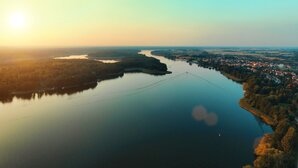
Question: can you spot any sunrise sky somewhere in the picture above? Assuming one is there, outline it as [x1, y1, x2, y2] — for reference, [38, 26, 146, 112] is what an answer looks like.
[0, 0, 298, 47]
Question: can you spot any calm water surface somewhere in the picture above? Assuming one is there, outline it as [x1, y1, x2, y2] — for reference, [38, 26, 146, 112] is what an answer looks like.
[0, 50, 271, 168]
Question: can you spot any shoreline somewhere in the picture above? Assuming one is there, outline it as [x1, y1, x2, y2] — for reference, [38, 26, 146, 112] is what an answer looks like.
[220, 72, 297, 167]
[124, 68, 172, 75]
[222, 72, 245, 83]
[148, 50, 297, 167]
[239, 98, 275, 126]
[11, 81, 98, 96]
[218, 71, 275, 126]
[222, 72, 275, 126]
[7, 68, 170, 98]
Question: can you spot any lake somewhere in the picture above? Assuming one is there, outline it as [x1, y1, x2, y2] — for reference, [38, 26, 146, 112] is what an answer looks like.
[0, 50, 271, 168]
[54, 55, 120, 64]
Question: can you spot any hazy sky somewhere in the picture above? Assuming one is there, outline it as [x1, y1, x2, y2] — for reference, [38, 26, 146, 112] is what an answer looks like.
[0, 0, 298, 47]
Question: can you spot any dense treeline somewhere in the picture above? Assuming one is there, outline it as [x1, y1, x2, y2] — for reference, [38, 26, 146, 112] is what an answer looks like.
[120, 56, 167, 72]
[0, 60, 120, 101]
[0, 47, 111, 63]
[198, 59, 297, 118]
[90, 50, 168, 72]
[152, 50, 176, 60]
[0, 47, 150, 62]
[243, 78, 297, 168]
[0, 54, 168, 103]
[88, 49, 141, 59]
[244, 77, 297, 122]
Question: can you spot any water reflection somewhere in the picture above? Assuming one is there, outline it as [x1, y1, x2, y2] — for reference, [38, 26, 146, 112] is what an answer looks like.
[253, 136, 263, 148]
[95, 59, 120, 64]
[0, 82, 97, 104]
[0, 50, 273, 168]
[54, 55, 88, 60]
[192, 105, 218, 126]
[254, 116, 267, 134]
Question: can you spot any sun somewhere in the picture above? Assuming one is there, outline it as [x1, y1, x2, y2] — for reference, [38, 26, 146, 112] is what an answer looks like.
[9, 12, 26, 29]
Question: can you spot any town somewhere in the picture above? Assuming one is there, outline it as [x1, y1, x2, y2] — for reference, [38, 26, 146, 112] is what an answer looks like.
[153, 48, 298, 88]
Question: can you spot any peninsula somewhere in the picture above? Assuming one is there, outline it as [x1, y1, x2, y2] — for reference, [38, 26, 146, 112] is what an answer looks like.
[0, 49, 170, 103]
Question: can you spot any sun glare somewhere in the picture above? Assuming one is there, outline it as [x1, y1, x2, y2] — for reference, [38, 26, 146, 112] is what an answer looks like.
[9, 12, 26, 29]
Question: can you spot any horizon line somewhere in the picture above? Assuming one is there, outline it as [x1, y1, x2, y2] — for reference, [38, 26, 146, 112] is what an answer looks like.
[1, 45, 298, 49]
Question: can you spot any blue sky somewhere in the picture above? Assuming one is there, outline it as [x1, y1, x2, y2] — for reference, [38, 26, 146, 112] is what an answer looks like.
[0, 0, 297, 46]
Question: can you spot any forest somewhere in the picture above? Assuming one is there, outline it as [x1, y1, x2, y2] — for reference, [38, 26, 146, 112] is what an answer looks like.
[0, 51, 168, 103]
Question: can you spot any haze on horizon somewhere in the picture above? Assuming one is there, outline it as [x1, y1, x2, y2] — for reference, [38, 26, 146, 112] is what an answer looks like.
[0, 0, 298, 47]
